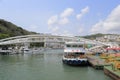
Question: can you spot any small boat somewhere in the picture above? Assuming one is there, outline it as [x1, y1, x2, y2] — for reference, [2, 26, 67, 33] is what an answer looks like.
[62, 42, 88, 66]
[20, 47, 44, 54]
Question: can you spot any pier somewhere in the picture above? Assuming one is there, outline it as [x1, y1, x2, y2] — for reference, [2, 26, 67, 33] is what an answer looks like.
[86, 53, 120, 80]
[87, 55, 110, 69]
[104, 66, 120, 80]
[0, 50, 12, 54]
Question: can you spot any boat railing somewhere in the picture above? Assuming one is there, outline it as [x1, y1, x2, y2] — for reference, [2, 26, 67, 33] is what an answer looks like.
[64, 53, 87, 59]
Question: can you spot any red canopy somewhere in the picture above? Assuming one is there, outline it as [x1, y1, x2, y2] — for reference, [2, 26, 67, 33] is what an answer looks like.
[106, 47, 120, 50]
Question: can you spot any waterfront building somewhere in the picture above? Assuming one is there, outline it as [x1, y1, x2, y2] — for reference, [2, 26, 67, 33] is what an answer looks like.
[95, 34, 120, 47]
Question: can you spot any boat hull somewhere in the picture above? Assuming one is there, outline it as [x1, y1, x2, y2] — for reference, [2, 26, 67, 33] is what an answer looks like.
[62, 58, 88, 66]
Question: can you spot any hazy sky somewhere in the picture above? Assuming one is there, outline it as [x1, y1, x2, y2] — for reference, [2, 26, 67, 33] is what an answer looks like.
[0, 0, 120, 36]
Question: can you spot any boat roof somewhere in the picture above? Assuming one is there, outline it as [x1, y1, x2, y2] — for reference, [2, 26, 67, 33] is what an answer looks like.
[64, 48, 86, 53]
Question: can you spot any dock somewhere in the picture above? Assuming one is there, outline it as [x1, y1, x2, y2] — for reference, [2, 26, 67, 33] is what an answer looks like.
[104, 66, 120, 80]
[87, 55, 110, 69]
[0, 50, 12, 54]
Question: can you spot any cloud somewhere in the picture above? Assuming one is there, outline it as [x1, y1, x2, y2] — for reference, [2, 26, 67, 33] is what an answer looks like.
[78, 27, 84, 33]
[47, 15, 69, 33]
[52, 26, 59, 32]
[81, 6, 89, 14]
[60, 8, 74, 18]
[59, 18, 69, 25]
[61, 30, 73, 36]
[91, 5, 120, 34]
[76, 6, 89, 20]
[47, 8, 74, 34]
[47, 8, 73, 27]
[47, 15, 58, 26]
[47, 7, 89, 35]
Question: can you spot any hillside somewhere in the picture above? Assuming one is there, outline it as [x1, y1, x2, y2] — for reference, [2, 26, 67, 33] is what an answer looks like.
[0, 19, 36, 39]
[81, 33, 118, 40]
[81, 33, 104, 40]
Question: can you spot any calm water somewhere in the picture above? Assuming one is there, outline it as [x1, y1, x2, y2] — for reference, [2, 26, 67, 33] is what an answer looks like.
[0, 50, 112, 80]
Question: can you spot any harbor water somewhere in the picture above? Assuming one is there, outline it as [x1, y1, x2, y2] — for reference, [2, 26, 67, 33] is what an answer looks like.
[0, 49, 112, 80]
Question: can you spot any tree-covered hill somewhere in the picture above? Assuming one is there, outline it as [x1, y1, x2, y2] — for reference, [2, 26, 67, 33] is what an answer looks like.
[81, 33, 118, 40]
[0, 19, 36, 39]
[82, 33, 104, 40]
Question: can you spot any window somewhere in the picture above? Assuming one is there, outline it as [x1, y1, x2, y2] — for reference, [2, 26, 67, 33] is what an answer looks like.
[66, 44, 71, 47]
[72, 45, 77, 47]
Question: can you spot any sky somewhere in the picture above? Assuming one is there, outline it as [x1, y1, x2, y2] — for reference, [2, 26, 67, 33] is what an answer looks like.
[0, 0, 120, 36]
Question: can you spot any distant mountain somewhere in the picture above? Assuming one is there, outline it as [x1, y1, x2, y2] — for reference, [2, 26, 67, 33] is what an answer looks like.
[81, 33, 119, 40]
[0, 19, 36, 39]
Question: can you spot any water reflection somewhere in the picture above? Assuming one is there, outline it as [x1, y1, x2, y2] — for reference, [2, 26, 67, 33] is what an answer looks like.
[0, 50, 112, 80]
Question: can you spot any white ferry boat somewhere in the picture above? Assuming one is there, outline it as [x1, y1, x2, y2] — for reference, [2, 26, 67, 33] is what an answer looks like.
[62, 42, 88, 66]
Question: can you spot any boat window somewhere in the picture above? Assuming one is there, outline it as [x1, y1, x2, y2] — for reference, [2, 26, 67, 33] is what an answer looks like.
[66, 45, 71, 47]
[78, 45, 83, 47]
[72, 45, 78, 47]
[75, 52, 85, 55]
